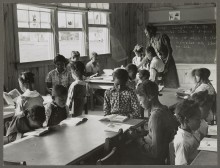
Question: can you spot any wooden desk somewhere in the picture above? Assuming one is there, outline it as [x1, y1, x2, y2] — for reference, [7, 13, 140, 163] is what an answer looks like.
[159, 88, 181, 107]
[191, 151, 217, 165]
[86, 79, 114, 110]
[4, 115, 145, 165]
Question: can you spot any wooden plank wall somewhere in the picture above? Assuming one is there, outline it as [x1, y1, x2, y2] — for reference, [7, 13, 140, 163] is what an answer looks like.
[3, 3, 131, 95]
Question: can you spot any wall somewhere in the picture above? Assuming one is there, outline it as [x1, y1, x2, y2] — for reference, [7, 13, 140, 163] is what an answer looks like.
[3, 3, 130, 95]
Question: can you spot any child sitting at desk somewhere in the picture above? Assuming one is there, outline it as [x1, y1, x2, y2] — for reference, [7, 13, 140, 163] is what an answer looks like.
[126, 64, 138, 90]
[191, 90, 214, 139]
[70, 51, 80, 62]
[66, 61, 87, 117]
[136, 69, 150, 88]
[45, 85, 70, 126]
[129, 80, 178, 165]
[103, 69, 141, 118]
[86, 52, 101, 76]
[4, 105, 46, 144]
[15, 71, 44, 116]
[173, 100, 201, 165]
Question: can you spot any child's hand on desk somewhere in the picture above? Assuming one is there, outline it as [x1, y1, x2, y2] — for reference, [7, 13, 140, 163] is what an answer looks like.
[127, 127, 148, 140]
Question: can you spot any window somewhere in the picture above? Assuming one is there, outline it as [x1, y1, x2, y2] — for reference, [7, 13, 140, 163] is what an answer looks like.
[16, 3, 110, 63]
[17, 4, 54, 63]
[88, 11, 110, 54]
[58, 11, 85, 58]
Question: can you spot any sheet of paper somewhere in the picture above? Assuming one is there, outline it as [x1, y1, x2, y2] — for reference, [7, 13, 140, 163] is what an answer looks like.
[59, 118, 82, 126]
[104, 123, 132, 132]
[208, 125, 217, 136]
[23, 127, 49, 137]
[198, 137, 217, 152]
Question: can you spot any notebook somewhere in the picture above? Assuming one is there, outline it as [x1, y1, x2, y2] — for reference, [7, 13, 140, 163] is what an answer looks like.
[100, 114, 128, 122]
[198, 137, 217, 152]
[208, 125, 217, 136]
[104, 123, 132, 132]
[23, 127, 50, 137]
[3, 89, 21, 105]
[59, 118, 82, 126]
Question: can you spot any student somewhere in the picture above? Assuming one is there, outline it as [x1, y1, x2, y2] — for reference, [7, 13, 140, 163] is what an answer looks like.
[104, 69, 141, 118]
[191, 90, 213, 138]
[132, 44, 145, 69]
[145, 46, 164, 85]
[4, 105, 46, 144]
[173, 100, 201, 165]
[86, 52, 101, 76]
[66, 61, 87, 117]
[129, 80, 178, 164]
[45, 85, 70, 126]
[191, 68, 216, 96]
[70, 51, 80, 62]
[137, 69, 150, 87]
[46, 54, 73, 94]
[15, 72, 44, 116]
[126, 64, 138, 90]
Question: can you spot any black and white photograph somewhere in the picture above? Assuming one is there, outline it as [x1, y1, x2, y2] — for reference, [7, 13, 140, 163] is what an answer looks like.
[1, 1, 218, 166]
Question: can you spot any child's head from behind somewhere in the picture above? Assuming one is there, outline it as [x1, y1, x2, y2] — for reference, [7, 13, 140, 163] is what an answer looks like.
[175, 100, 201, 132]
[139, 69, 150, 81]
[54, 54, 68, 73]
[69, 61, 85, 79]
[113, 69, 129, 88]
[191, 90, 213, 120]
[25, 105, 46, 129]
[18, 71, 35, 92]
[145, 46, 157, 61]
[133, 44, 144, 57]
[136, 80, 159, 110]
[53, 85, 68, 107]
[126, 64, 138, 80]
[70, 51, 80, 62]
[90, 52, 98, 63]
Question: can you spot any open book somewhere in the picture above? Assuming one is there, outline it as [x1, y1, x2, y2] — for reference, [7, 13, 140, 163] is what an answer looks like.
[23, 127, 50, 137]
[198, 137, 217, 152]
[3, 89, 21, 105]
[100, 114, 128, 122]
[176, 88, 191, 99]
[104, 123, 132, 132]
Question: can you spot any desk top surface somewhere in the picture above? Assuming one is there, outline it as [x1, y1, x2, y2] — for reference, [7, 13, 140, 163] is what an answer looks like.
[4, 115, 145, 165]
[159, 88, 181, 107]
[191, 150, 218, 165]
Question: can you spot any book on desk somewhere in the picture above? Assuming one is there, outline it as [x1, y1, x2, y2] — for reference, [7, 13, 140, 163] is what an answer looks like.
[198, 137, 217, 152]
[100, 114, 128, 122]
[23, 127, 50, 137]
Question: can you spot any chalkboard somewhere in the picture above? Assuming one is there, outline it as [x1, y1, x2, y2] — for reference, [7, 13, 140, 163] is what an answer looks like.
[156, 24, 216, 64]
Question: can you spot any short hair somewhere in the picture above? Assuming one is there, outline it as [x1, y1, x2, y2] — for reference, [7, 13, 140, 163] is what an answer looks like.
[174, 99, 200, 124]
[54, 54, 68, 65]
[126, 64, 138, 74]
[145, 24, 157, 35]
[25, 105, 46, 124]
[69, 61, 86, 74]
[53, 85, 68, 97]
[139, 69, 150, 80]
[146, 46, 157, 56]
[90, 52, 98, 59]
[19, 71, 35, 84]
[133, 44, 144, 53]
[192, 68, 211, 82]
[113, 69, 129, 85]
[70, 51, 80, 60]
[136, 80, 159, 97]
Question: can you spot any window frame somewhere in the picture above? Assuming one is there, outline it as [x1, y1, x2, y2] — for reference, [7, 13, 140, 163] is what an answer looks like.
[15, 3, 111, 65]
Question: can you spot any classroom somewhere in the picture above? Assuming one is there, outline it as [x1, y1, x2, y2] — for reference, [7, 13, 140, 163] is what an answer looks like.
[2, 1, 217, 166]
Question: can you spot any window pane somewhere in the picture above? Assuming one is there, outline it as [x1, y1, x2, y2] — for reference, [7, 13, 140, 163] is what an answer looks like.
[17, 10, 29, 28]
[103, 3, 109, 9]
[41, 12, 51, 28]
[97, 3, 103, 9]
[89, 27, 109, 54]
[90, 3, 97, 8]
[70, 3, 79, 7]
[59, 31, 85, 58]
[66, 13, 75, 28]
[88, 12, 107, 25]
[78, 3, 86, 8]
[88, 12, 94, 24]
[74, 14, 83, 28]
[29, 11, 40, 28]
[58, 12, 66, 28]
[18, 32, 54, 62]
[17, 4, 29, 10]
[100, 13, 107, 25]
[61, 3, 71, 6]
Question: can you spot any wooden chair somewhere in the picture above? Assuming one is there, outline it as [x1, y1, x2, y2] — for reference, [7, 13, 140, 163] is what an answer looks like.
[168, 141, 175, 165]
[96, 147, 118, 165]
[4, 161, 26, 165]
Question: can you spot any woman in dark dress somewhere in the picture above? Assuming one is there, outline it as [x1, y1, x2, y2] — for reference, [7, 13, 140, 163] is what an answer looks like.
[144, 25, 179, 88]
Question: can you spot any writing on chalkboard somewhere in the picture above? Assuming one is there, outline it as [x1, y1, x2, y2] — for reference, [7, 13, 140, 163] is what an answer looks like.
[156, 24, 216, 64]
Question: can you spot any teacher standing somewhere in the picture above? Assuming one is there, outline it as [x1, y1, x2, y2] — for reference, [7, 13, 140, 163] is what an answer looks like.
[144, 24, 179, 88]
